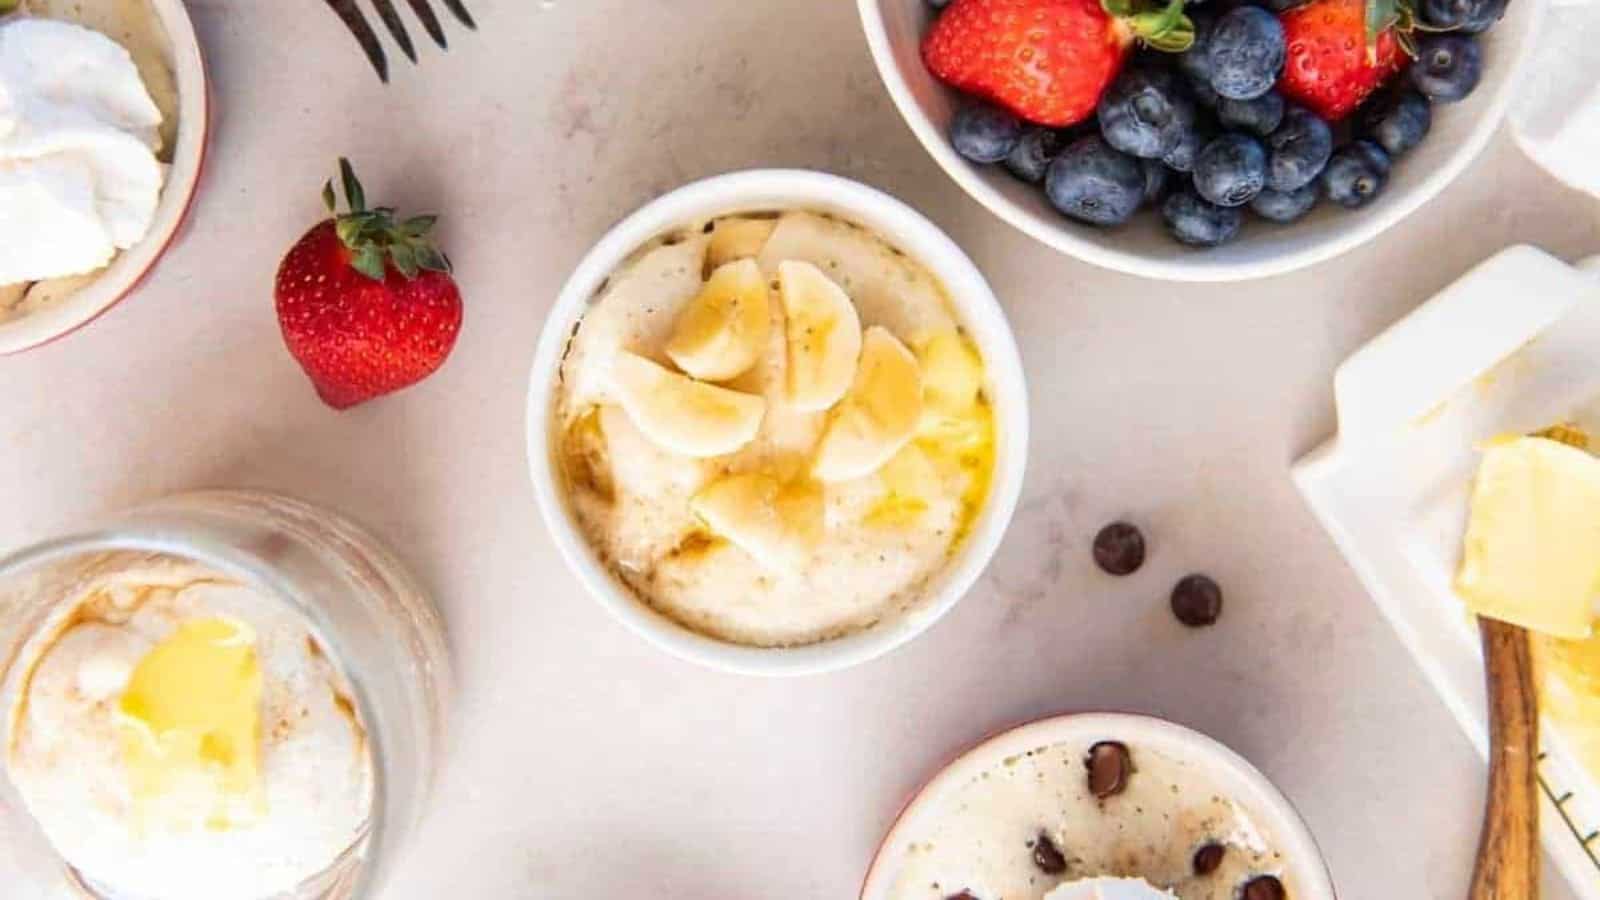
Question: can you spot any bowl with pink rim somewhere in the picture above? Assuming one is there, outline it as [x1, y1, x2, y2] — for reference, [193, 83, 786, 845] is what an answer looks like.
[0, 0, 209, 355]
[858, 0, 1546, 282]
[526, 168, 1029, 676]
[860, 712, 1339, 899]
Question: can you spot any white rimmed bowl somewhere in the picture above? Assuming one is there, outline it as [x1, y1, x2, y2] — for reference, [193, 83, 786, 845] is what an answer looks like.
[526, 169, 1029, 677]
[860, 712, 1338, 899]
[0, 0, 210, 355]
[858, 0, 1546, 282]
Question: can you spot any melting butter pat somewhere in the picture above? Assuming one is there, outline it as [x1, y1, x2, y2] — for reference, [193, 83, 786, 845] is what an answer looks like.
[1536, 631, 1600, 780]
[1455, 436, 1600, 639]
[117, 617, 264, 830]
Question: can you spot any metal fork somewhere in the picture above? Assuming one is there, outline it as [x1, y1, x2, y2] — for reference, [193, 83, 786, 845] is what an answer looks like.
[322, 0, 476, 83]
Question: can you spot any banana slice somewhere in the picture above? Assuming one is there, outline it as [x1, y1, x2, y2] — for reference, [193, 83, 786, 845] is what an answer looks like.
[0, 282, 27, 317]
[865, 443, 941, 528]
[812, 327, 924, 483]
[690, 473, 823, 574]
[665, 259, 771, 382]
[917, 331, 984, 415]
[706, 217, 777, 270]
[608, 350, 766, 458]
[779, 260, 862, 412]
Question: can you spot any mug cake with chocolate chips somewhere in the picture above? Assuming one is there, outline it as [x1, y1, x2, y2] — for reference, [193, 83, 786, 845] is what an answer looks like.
[862, 715, 1335, 900]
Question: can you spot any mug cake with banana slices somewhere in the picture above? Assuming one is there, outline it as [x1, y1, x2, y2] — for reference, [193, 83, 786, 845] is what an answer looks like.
[552, 209, 998, 648]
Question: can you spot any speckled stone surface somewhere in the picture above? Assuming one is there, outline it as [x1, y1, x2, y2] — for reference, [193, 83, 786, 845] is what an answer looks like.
[2, 1, 1598, 897]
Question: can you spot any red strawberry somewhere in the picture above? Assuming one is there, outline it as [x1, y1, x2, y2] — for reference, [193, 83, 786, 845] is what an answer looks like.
[1278, 0, 1410, 122]
[922, 0, 1194, 128]
[275, 159, 463, 410]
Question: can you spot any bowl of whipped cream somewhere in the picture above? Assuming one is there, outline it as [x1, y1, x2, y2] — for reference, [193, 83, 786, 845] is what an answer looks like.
[528, 169, 1029, 676]
[0, 0, 208, 354]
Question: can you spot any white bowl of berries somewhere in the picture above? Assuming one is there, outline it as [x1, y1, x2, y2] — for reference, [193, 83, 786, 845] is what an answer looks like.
[859, 0, 1545, 281]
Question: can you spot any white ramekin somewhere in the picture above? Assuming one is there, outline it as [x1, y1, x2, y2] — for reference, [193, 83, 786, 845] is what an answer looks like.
[858, 0, 1546, 283]
[860, 712, 1338, 899]
[526, 169, 1029, 676]
[0, 0, 210, 355]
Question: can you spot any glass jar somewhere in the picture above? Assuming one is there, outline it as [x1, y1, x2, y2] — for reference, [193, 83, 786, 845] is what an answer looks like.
[0, 490, 451, 899]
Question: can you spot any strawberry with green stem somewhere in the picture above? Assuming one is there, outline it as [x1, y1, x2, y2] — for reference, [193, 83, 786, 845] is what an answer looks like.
[922, 0, 1196, 128]
[1278, 0, 1421, 122]
[275, 159, 463, 409]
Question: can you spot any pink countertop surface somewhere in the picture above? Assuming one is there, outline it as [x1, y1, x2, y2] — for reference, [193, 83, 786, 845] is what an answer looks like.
[3, 1, 1599, 897]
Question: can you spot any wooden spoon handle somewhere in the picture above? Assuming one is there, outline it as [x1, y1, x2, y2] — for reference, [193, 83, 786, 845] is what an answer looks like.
[1469, 618, 1541, 900]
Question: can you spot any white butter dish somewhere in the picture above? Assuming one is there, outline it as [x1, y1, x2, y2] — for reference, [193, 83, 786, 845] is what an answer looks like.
[1294, 245, 1600, 896]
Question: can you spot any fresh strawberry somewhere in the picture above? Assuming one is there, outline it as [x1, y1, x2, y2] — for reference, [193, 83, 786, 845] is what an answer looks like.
[275, 159, 463, 410]
[1278, 0, 1411, 122]
[922, 0, 1195, 127]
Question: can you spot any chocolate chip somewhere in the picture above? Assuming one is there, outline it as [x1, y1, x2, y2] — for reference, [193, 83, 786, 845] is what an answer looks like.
[945, 893, 978, 900]
[1092, 522, 1146, 575]
[1192, 842, 1226, 875]
[1085, 741, 1132, 798]
[1171, 574, 1223, 627]
[1242, 875, 1286, 900]
[1031, 832, 1067, 874]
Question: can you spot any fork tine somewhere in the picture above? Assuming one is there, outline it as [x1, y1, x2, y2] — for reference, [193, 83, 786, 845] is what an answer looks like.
[368, 0, 417, 62]
[440, 0, 476, 30]
[323, 0, 389, 82]
[402, 0, 449, 49]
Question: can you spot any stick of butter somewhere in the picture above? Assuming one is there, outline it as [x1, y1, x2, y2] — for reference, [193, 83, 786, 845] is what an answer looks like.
[1455, 434, 1600, 639]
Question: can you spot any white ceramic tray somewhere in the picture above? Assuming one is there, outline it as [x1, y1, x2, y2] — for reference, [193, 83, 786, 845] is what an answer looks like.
[1293, 245, 1600, 896]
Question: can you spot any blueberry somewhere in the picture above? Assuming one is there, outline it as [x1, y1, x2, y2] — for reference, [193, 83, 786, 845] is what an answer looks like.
[1177, 14, 1216, 91]
[1264, 106, 1333, 192]
[1005, 127, 1067, 183]
[1360, 89, 1432, 156]
[1421, 0, 1506, 32]
[950, 101, 1023, 164]
[1163, 112, 1217, 172]
[1251, 184, 1318, 222]
[1263, 0, 1313, 10]
[1217, 91, 1285, 136]
[1186, 75, 1220, 108]
[1044, 137, 1146, 227]
[927, 0, 954, 9]
[1097, 68, 1197, 159]
[1193, 133, 1267, 207]
[1163, 189, 1244, 246]
[1207, 7, 1286, 100]
[1322, 140, 1391, 208]
[1410, 34, 1483, 103]
[1141, 158, 1172, 206]
[1177, 16, 1222, 109]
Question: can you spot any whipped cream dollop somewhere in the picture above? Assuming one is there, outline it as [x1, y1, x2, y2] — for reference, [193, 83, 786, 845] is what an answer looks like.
[5, 556, 371, 900]
[1044, 877, 1179, 900]
[0, 17, 165, 285]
